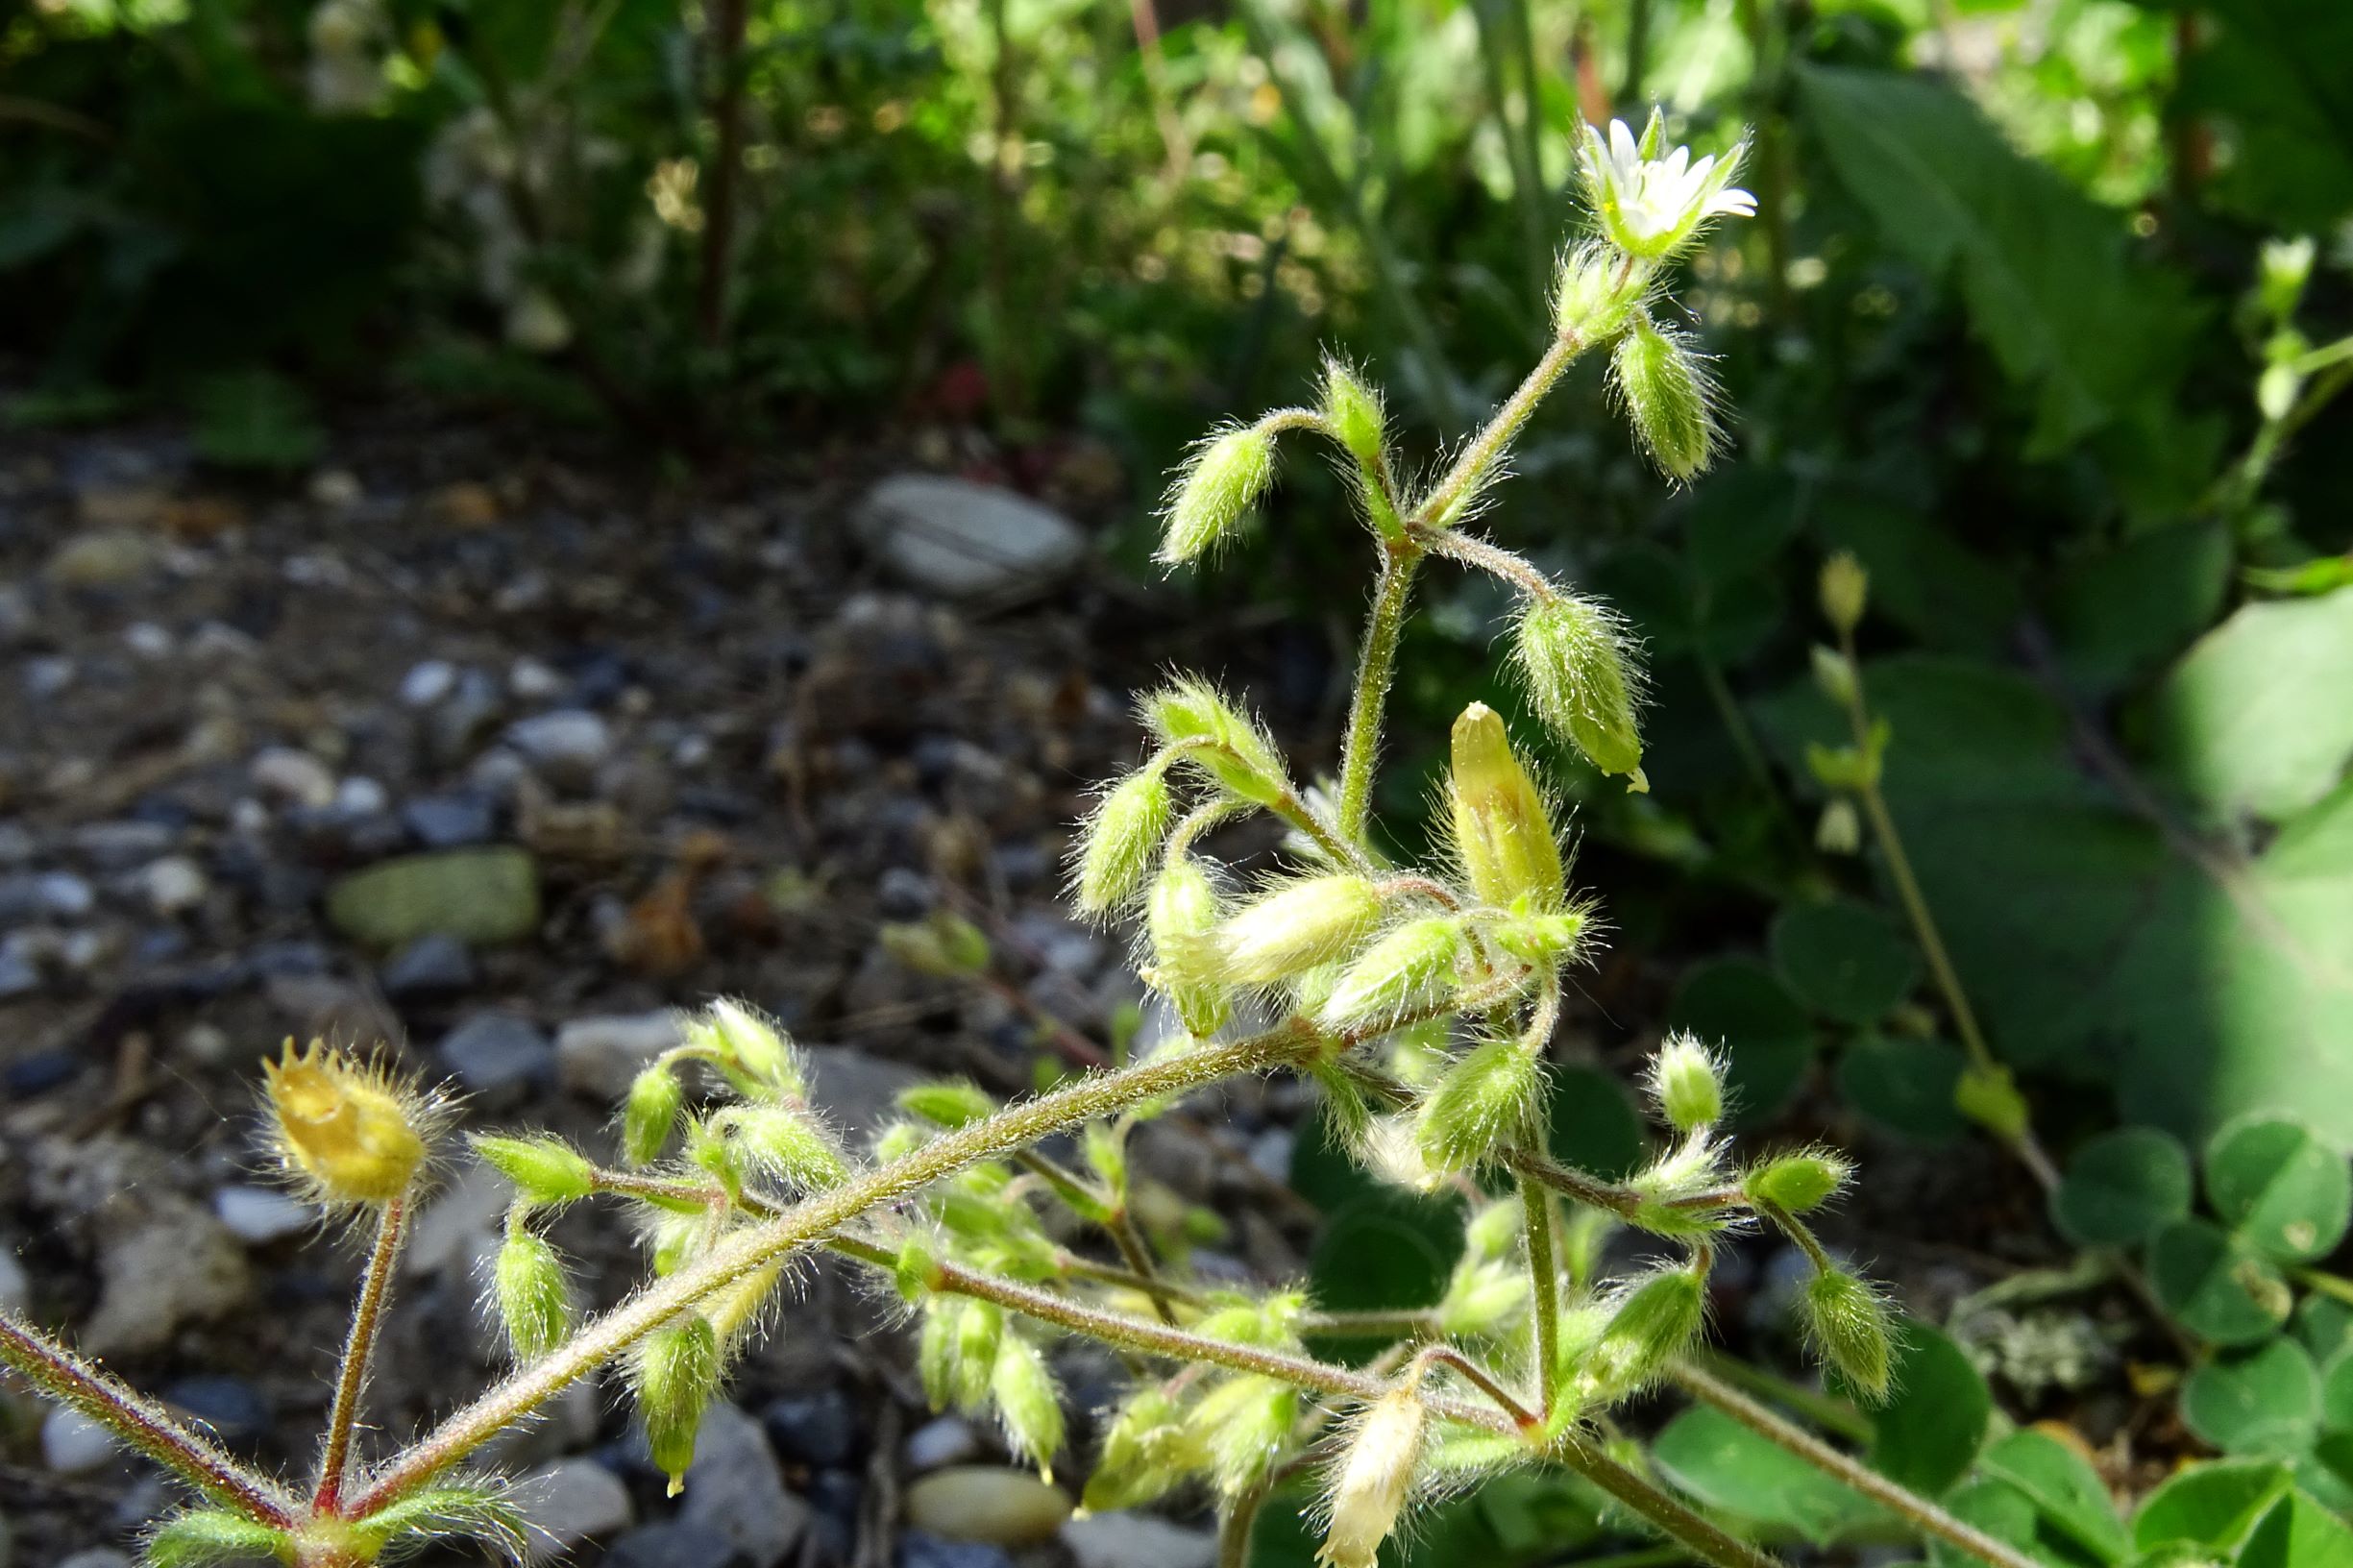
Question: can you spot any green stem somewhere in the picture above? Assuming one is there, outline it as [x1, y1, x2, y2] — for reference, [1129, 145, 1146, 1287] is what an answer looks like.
[1337, 539, 1426, 842]
[1522, 1175, 1561, 1418]
[1682, 1351, 1871, 1444]
[0, 1314, 298, 1526]
[1409, 520, 1556, 599]
[1669, 1363, 2043, 1568]
[315, 1195, 408, 1512]
[1551, 1433, 1787, 1568]
[1413, 331, 1586, 527]
[1219, 1482, 1274, 1568]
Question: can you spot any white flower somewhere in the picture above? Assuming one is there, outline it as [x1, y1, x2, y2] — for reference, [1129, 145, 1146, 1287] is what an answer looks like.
[1578, 111, 1755, 259]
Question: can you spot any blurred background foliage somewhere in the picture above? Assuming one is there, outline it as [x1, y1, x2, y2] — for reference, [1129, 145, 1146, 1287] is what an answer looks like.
[5, 0, 2352, 1152]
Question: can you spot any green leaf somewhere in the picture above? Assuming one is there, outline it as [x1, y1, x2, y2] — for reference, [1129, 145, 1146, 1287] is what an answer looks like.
[1869, 1320, 1992, 1496]
[1652, 1406, 1890, 1543]
[190, 368, 326, 470]
[1771, 898, 1922, 1024]
[2235, 1489, 2353, 1568]
[1976, 1429, 2131, 1565]
[2181, 1338, 2322, 1458]
[2296, 1296, 2353, 1364]
[2130, 1459, 2296, 1556]
[2148, 1219, 2294, 1347]
[1664, 957, 1816, 1128]
[2203, 1115, 2353, 1264]
[2051, 1128, 2194, 1249]
[1929, 1481, 2051, 1568]
[1838, 1036, 1970, 1144]
[1306, 1191, 1460, 1316]
[2319, 1344, 2353, 1433]
[1809, 489, 2020, 656]
[2173, 0, 2353, 231]
[2047, 523, 2232, 697]
[1794, 65, 2196, 453]
[1545, 1064, 1647, 1179]
[2145, 588, 2353, 826]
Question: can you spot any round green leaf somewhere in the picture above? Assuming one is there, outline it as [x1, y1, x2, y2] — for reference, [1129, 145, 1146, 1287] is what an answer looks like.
[2204, 1115, 2352, 1264]
[1868, 1320, 1992, 1495]
[2148, 1218, 2294, 1346]
[2130, 1460, 2295, 1556]
[1665, 957, 1817, 1128]
[2320, 1345, 2353, 1433]
[2296, 1295, 2353, 1364]
[1771, 898, 1923, 1023]
[2051, 1127, 2194, 1248]
[1546, 1064, 1647, 1179]
[1926, 1480, 2042, 1568]
[1652, 1407, 1888, 1544]
[2181, 1338, 2320, 1457]
[1838, 1035, 1970, 1143]
[1307, 1192, 1460, 1315]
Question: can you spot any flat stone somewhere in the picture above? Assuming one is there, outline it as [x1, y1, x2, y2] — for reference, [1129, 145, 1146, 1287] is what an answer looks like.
[506, 709, 612, 781]
[1062, 1512, 1217, 1568]
[46, 530, 159, 589]
[896, 1533, 1014, 1568]
[403, 791, 496, 848]
[249, 747, 338, 809]
[517, 1457, 635, 1561]
[42, 1407, 118, 1474]
[601, 1523, 745, 1568]
[436, 1012, 553, 1099]
[677, 1402, 808, 1568]
[84, 1200, 249, 1356]
[901, 1415, 979, 1473]
[213, 1186, 313, 1245]
[401, 659, 457, 707]
[862, 476, 1086, 600]
[327, 847, 541, 950]
[901, 1467, 1071, 1548]
[762, 1387, 858, 1468]
[140, 856, 208, 917]
[380, 932, 478, 998]
[555, 1011, 683, 1099]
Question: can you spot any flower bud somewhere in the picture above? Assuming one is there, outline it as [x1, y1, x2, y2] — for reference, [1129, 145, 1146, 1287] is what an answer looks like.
[146, 1510, 293, 1568]
[1489, 909, 1588, 967]
[473, 1134, 598, 1206]
[1818, 551, 1869, 634]
[1436, 1257, 1531, 1339]
[706, 1105, 847, 1192]
[1447, 703, 1565, 911]
[1319, 359, 1389, 479]
[1802, 1267, 1894, 1401]
[1321, 917, 1464, 1031]
[1810, 644, 1858, 707]
[262, 1041, 431, 1207]
[1463, 1199, 1523, 1262]
[1189, 1374, 1299, 1497]
[1082, 1121, 1129, 1196]
[1085, 1385, 1199, 1511]
[1161, 423, 1276, 565]
[1554, 241, 1654, 344]
[1146, 854, 1231, 1035]
[633, 1312, 721, 1495]
[1072, 768, 1173, 919]
[1746, 1149, 1851, 1214]
[881, 911, 993, 977]
[1213, 875, 1385, 987]
[1611, 314, 1719, 482]
[1650, 1034, 1724, 1134]
[624, 1063, 685, 1165]
[1592, 1265, 1705, 1392]
[1415, 1040, 1544, 1173]
[686, 998, 804, 1096]
[954, 1298, 1004, 1411]
[1815, 799, 1861, 855]
[2258, 236, 2316, 324]
[1954, 1062, 2031, 1142]
[1511, 596, 1647, 792]
[1142, 679, 1289, 806]
[492, 1223, 573, 1361]
[1317, 1389, 1427, 1568]
[899, 1079, 998, 1129]
[991, 1333, 1066, 1476]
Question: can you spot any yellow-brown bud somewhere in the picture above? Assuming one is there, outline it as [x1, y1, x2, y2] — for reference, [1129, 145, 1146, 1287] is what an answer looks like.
[262, 1041, 430, 1206]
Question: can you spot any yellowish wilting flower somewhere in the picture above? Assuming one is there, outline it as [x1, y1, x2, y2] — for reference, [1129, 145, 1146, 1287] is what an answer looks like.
[263, 1040, 437, 1206]
[1578, 112, 1754, 260]
[1316, 1387, 1428, 1568]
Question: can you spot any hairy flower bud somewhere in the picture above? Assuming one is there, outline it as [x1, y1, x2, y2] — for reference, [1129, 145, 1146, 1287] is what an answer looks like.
[1746, 1149, 1851, 1214]
[1511, 596, 1647, 792]
[1810, 644, 1859, 708]
[1416, 1040, 1545, 1173]
[1650, 1033, 1724, 1134]
[492, 1223, 572, 1361]
[1320, 360, 1389, 480]
[1143, 679, 1289, 806]
[1213, 875, 1385, 987]
[686, 998, 803, 1096]
[1592, 1265, 1705, 1392]
[899, 1079, 998, 1129]
[1448, 703, 1565, 910]
[1189, 1374, 1299, 1497]
[1554, 241, 1654, 344]
[262, 1041, 432, 1207]
[1818, 551, 1869, 635]
[1321, 916, 1464, 1031]
[1611, 313, 1720, 482]
[1072, 767, 1173, 919]
[991, 1333, 1066, 1476]
[954, 1298, 1004, 1411]
[473, 1134, 598, 1206]
[1161, 423, 1276, 565]
[1318, 1389, 1427, 1568]
[706, 1104, 847, 1192]
[1802, 1267, 1895, 1401]
[624, 1063, 685, 1165]
[1085, 1385, 1199, 1511]
[881, 911, 993, 978]
[633, 1312, 721, 1495]
[1436, 1256, 1531, 1339]
[1147, 854, 1231, 1035]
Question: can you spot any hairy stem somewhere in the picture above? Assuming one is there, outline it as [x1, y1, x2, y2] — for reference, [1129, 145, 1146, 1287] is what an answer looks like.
[1337, 539, 1425, 842]
[1683, 1351, 1871, 1444]
[0, 1314, 298, 1526]
[1412, 331, 1585, 527]
[1548, 1432, 1787, 1568]
[315, 1196, 408, 1512]
[1409, 520, 1556, 599]
[1522, 1174, 1561, 1418]
[1670, 1363, 2042, 1568]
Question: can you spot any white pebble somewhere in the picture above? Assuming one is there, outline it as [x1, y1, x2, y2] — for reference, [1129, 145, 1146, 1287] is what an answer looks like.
[141, 856, 208, 917]
[401, 660, 456, 707]
[249, 747, 336, 809]
[42, 1406, 118, 1474]
[214, 1186, 313, 1245]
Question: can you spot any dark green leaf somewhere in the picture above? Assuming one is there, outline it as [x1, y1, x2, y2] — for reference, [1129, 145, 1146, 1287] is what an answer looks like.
[2319, 1345, 2353, 1433]
[2051, 1128, 2194, 1249]
[1307, 1191, 1460, 1315]
[2235, 1489, 2353, 1568]
[1546, 1064, 1648, 1180]
[1976, 1429, 2130, 1565]
[2145, 588, 2353, 826]
[2130, 1460, 2295, 1556]
[1652, 1406, 1889, 1543]
[1809, 490, 2020, 656]
[2174, 0, 2353, 230]
[1869, 1320, 1992, 1495]
[1772, 898, 1922, 1023]
[191, 369, 324, 470]
[1838, 1036, 1970, 1143]
[2047, 522, 2232, 697]
[2147, 1219, 2293, 1347]
[2181, 1338, 2321, 1457]
[2203, 1115, 2353, 1264]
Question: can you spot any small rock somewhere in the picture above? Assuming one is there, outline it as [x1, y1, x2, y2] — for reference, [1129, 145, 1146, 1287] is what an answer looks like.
[84, 1200, 250, 1356]
[436, 1013, 553, 1100]
[762, 1387, 858, 1468]
[403, 791, 495, 848]
[678, 1402, 809, 1568]
[380, 932, 478, 998]
[326, 847, 541, 950]
[310, 468, 365, 509]
[46, 530, 159, 589]
[250, 747, 338, 809]
[73, 820, 175, 869]
[42, 1407, 118, 1474]
[506, 709, 612, 782]
[876, 867, 933, 919]
[901, 1415, 979, 1473]
[214, 1186, 313, 1245]
[401, 659, 457, 707]
[1062, 1513, 1217, 1568]
[140, 856, 208, 917]
[429, 479, 502, 528]
[37, 872, 95, 919]
[336, 776, 390, 817]
[804, 1045, 927, 1142]
[517, 1457, 635, 1560]
[902, 1467, 1070, 1547]
[510, 657, 565, 699]
[862, 476, 1087, 600]
[896, 1534, 1014, 1568]
[555, 1011, 684, 1099]
[123, 621, 172, 658]
[601, 1523, 745, 1568]
[162, 1375, 270, 1445]
[56, 1552, 134, 1568]
[23, 656, 74, 699]
[404, 1159, 510, 1278]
